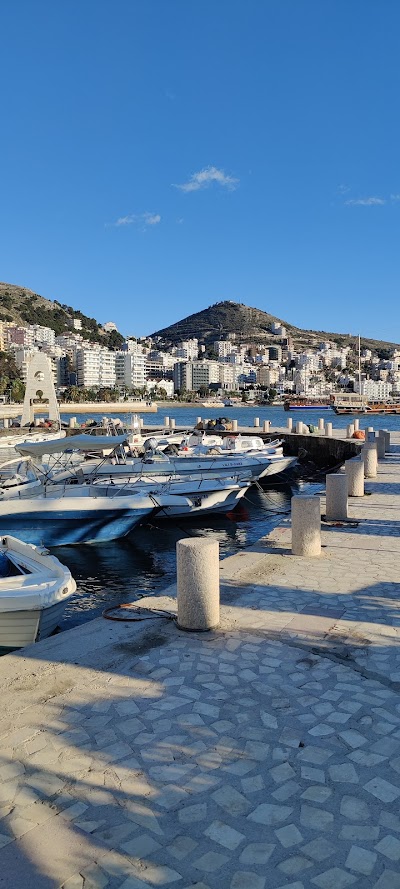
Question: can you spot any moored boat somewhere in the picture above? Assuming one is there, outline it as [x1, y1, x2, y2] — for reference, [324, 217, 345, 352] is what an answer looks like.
[0, 535, 76, 649]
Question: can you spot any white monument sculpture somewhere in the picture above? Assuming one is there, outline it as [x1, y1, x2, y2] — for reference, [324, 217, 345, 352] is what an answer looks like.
[21, 353, 60, 428]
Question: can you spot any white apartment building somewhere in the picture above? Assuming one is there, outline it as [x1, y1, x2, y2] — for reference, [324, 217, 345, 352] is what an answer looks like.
[173, 360, 220, 392]
[76, 349, 116, 388]
[115, 351, 146, 389]
[6, 326, 35, 348]
[30, 325, 56, 346]
[256, 366, 280, 388]
[173, 339, 199, 360]
[213, 340, 233, 358]
[145, 378, 174, 398]
[354, 380, 393, 399]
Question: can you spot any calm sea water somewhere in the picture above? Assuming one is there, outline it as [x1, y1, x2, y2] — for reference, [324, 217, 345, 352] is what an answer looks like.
[61, 403, 400, 434]
[5, 404, 400, 634]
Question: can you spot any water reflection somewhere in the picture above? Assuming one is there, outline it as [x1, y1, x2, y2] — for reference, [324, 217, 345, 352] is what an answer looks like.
[54, 479, 297, 631]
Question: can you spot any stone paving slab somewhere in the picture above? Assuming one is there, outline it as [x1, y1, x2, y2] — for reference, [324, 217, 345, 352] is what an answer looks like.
[0, 437, 399, 887]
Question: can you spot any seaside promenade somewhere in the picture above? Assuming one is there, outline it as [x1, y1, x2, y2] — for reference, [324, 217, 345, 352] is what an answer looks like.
[0, 434, 400, 887]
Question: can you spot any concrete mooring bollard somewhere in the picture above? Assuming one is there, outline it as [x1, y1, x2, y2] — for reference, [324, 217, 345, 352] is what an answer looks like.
[318, 418, 325, 433]
[377, 430, 386, 459]
[345, 459, 364, 496]
[196, 416, 202, 426]
[363, 441, 378, 478]
[254, 417, 260, 428]
[383, 429, 390, 453]
[69, 416, 77, 429]
[291, 496, 321, 557]
[169, 418, 176, 430]
[295, 421, 303, 435]
[354, 418, 360, 432]
[347, 424, 355, 439]
[367, 427, 375, 442]
[287, 417, 293, 432]
[176, 538, 220, 631]
[325, 422, 333, 437]
[232, 419, 238, 432]
[263, 420, 270, 433]
[3, 418, 9, 429]
[164, 416, 170, 428]
[326, 473, 348, 521]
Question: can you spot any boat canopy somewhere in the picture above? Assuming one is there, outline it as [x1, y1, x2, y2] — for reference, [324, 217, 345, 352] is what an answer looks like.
[15, 433, 128, 457]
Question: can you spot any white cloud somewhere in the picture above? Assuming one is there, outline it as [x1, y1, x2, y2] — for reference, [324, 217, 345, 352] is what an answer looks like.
[390, 194, 400, 202]
[143, 213, 161, 225]
[113, 215, 135, 226]
[109, 212, 161, 228]
[338, 184, 351, 195]
[174, 165, 239, 192]
[345, 196, 386, 206]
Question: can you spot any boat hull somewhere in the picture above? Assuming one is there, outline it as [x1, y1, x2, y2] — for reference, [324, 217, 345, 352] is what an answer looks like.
[0, 599, 68, 649]
[0, 506, 153, 546]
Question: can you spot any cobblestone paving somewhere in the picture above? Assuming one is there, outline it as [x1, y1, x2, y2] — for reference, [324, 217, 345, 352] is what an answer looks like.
[0, 439, 399, 888]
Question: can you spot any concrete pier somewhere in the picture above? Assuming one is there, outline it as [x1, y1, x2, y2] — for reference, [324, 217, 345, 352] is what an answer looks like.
[0, 434, 400, 886]
[325, 472, 348, 520]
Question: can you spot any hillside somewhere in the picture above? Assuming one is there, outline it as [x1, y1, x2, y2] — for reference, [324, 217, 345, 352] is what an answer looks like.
[151, 301, 400, 355]
[0, 283, 124, 350]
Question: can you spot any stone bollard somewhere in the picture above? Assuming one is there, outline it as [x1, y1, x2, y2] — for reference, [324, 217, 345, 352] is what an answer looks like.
[169, 418, 176, 430]
[354, 418, 360, 432]
[377, 430, 386, 459]
[367, 427, 375, 442]
[384, 430, 390, 453]
[363, 441, 377, 478]
[164, 416, 170, 428]
[263, 420, 270, 433]
[254, 417, 260, 428]
[318, 418, 325, 433]
[326, 473, 348, 520]
[295, 421, 303, 435]
[232, 419, 238, 432]
[325, 422, 333, 437]
[34, 417, 41, 427]
[345, 459, 364, 496]
[196, 417, 202, 426]
[3, 418, 9, 429]
[177, 538, 220, 631]
[287, 417, 293, 432]
[347, 424, 355, 439]
[291, 496, 321, 557]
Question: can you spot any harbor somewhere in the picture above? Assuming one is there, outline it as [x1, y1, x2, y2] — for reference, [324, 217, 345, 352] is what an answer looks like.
[0, 430, 399, 887]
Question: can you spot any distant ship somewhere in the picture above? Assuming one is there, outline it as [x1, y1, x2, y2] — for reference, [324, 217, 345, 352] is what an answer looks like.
[331, 393, 400, 415]
[284, 397, 331, 411]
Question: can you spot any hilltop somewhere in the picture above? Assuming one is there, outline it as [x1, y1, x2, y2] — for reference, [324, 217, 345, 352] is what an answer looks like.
[151, 301, 400, 355]
[0, 283, 124, 350]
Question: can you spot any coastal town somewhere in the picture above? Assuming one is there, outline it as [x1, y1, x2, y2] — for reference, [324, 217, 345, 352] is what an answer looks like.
[1, 306, 399, 404]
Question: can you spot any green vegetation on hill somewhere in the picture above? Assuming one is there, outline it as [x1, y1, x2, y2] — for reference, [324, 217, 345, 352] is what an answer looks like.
[151, 300, 400, 354]
[0, 283, 125, 350]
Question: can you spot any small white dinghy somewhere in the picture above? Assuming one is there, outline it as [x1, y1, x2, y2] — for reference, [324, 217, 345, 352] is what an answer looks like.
[0, 535, 76, 650]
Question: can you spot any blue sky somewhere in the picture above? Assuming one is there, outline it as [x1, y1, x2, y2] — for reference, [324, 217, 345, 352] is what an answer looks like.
[1, 1, 399, 341]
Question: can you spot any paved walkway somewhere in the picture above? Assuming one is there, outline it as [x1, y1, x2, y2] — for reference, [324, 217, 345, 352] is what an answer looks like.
[0, 437, 400, 888]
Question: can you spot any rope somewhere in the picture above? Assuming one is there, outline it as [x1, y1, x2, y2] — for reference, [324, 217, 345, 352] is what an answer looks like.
[102, 603, 176, 622]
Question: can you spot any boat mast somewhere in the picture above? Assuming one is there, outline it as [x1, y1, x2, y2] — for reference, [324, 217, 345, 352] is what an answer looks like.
[358, 334, 362, 404]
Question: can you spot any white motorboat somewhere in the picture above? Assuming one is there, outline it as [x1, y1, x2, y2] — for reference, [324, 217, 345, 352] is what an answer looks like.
[0, 427, 66, 451]
[0, 535, 76, 649]
[0, 483, 191, 546]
